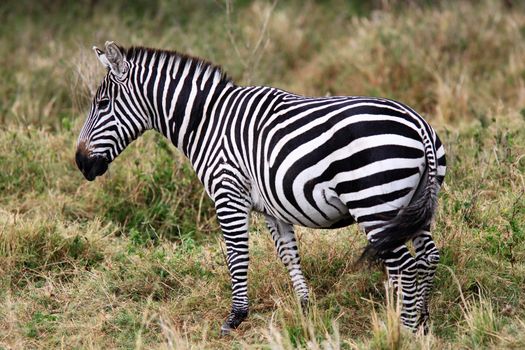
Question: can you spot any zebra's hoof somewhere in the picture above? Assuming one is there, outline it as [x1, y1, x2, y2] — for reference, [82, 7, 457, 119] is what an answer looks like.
[300, 297, 310, 314]
[417, 313, 430, 335]
[220, 323, 232, 337]
[220, 309, 248, 336]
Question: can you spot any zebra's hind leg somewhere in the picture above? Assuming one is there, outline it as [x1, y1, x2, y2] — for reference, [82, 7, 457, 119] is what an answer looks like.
[380, 244, 419, 330]
[265, 215, 309, 310]
[413, 228, 440, 333]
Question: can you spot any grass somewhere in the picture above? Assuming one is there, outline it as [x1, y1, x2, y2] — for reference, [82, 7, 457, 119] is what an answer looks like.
[1, 0, 525, 348]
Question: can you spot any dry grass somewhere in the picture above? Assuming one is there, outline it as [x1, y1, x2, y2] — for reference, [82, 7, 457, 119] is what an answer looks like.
[1, 0, 525, 348]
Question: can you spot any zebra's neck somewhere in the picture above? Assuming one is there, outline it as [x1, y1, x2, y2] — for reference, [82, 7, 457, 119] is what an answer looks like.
[128, 47, 234, 157]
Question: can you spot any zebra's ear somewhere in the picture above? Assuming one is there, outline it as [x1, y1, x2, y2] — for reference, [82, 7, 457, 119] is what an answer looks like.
[93, 41, 128, 77]
[93, 46, 111, 69]
[105, 41, 128, 77]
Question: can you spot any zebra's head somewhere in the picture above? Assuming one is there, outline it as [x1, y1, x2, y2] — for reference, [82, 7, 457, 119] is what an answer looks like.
[76, 41, 149, 181]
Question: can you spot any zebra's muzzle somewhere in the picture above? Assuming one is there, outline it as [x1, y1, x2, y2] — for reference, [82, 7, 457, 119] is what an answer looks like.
[75, 150, 109, 181]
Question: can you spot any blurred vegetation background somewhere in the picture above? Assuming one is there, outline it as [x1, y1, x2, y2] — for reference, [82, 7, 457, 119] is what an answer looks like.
[0, 0, 524, 348]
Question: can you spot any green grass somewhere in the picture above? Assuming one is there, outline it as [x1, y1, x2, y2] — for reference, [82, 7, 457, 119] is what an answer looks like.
[1, 0, 525, 348]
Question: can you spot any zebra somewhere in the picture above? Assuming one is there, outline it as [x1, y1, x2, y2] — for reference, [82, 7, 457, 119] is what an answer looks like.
[76, 41, 446, 335]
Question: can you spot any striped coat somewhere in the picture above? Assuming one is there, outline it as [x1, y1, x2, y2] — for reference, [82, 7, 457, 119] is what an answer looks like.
[76, 42, 446, 335]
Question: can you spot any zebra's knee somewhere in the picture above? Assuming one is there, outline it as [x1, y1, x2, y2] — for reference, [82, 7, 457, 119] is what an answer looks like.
[419, 246, 439, 272]
[278, 241, 300, 266]
[281, 254, 292, 265]
[414, 235, 439, 270]
[427, 247, 440, 266]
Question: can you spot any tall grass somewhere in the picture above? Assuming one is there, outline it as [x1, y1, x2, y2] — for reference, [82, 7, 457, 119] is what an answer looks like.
[1, 0, 524, 348]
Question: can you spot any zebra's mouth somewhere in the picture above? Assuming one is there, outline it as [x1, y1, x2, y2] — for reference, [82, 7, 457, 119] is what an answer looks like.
[75, 151, 109, 181]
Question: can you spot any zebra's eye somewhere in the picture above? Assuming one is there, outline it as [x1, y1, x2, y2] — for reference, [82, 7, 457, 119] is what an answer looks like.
[98, 99, 110, 109]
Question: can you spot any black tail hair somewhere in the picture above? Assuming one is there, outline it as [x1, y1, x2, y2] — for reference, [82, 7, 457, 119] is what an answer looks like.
[359, 132, 439, 262]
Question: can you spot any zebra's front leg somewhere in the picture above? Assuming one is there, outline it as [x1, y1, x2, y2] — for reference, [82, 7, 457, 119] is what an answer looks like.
[214, 188, 251, 336]
[264, 215, 309, 310]
[413, 229, 440, 333]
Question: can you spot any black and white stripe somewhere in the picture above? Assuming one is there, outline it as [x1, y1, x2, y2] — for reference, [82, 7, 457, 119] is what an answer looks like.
[77, 42, 446, 334]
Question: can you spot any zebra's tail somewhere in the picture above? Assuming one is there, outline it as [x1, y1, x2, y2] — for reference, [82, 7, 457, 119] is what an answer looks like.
[359, 128, 439, 262]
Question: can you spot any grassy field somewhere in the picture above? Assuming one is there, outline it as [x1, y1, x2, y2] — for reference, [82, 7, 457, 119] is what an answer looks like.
[1, 0, 525, 348]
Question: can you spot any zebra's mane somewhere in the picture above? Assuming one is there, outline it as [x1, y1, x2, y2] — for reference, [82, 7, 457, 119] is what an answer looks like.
[125, 46, 232, 84]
